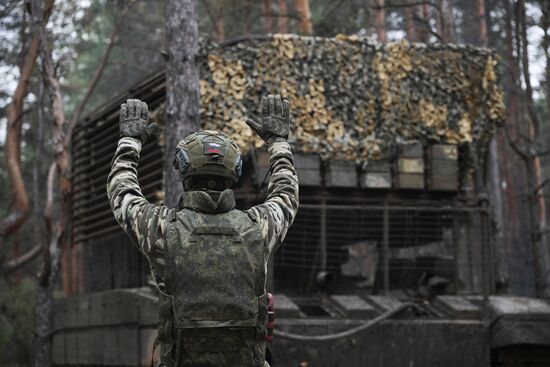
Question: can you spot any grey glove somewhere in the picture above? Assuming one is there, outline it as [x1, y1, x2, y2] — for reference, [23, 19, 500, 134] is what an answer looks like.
[119, 99, 157, 142]
[246, 94, 290, 144]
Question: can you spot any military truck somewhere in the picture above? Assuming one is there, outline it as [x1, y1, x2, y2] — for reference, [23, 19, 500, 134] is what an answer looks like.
[54, 35, 550, 366]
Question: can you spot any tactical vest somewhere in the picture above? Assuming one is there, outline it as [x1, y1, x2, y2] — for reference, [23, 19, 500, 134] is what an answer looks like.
[158, 208, 269, 367]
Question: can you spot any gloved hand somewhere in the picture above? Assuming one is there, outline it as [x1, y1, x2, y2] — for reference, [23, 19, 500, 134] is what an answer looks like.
[119, 99, 157, 143]
[246, 94, 290, 144]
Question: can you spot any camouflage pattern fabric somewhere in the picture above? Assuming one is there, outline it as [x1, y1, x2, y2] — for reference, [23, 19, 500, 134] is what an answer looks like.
[153, 35, 504, 164]
[164, 208, 266, 329]
[107, 137, 298, 290]
[107, 135, 298, 366]
[107, 136, 171, 289]
[159, 324, 269, 366]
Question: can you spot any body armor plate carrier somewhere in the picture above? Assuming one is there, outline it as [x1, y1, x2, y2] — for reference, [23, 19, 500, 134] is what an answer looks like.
[158, 208, 268, 367]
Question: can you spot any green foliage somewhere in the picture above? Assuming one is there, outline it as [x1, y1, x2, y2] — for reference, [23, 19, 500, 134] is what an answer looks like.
[311, 0, 370, 37]
[64, 0, 164, 119]
[0, 278, 37, 367]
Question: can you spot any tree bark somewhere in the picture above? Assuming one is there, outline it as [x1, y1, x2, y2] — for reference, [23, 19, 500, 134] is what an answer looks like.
[374, 0, 386, 42]
[542, 1, 550, 128]
[33, 0, 74, 363]
[295, 0, 313, 35]
[33, 231, 62, 367]
[500, 0, 534, 296]
[2, 244, 42, 276]
[435, 0, 444, 41]
[441, 0, 455, 42]
[517, 0, 550, 297]
[242, 0, 253, 34]
[33, 76, 44, 214]
[0, 0, 53, 300]
[479, 0, 508, 290]
[264, 0, 273, 33]
[477, 0, 487, 42]
[165, 0, 201, 208]
[278, 0, 288, 33]
[0, 0, 53, 250]
[204, 0, 225, 42]
[405, 0, 416, 41]
[415, 2, 430, 42]
[214, 3, 225, 42]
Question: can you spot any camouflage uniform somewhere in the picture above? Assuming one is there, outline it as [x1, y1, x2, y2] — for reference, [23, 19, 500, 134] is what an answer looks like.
[107, 132, 299, 365]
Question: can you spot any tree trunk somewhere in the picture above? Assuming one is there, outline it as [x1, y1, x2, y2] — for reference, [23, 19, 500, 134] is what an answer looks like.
[32, 0, 76, 362]
[33, 77, 44, 214]
[405, 0, 416, 41]
[165, 0, 201, 208]
[416, 3, 430, 42]
[435, 0, 444, 41]
[278, 0, 288, 33]
[476, 0, 487, 45]
[480, 0, 508, 290]
[33, 232, 62, 367]
[441, 0, 455, 42]
[213, 1, 225, 43]
[517, 0, 550, 297]
[542, 2, 550, 128]
[264, 0, 273, 33]
[0, 0, 53, 279]
[295, 0, 313, 35]
[374, 0, 385, 42]
[500, 0, 532, 295]
[0, 0, 52, 245]
[243, 0, 253, 34]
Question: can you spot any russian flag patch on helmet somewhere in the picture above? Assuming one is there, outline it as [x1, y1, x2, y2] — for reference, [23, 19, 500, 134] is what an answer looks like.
[205, 142, 224, 155]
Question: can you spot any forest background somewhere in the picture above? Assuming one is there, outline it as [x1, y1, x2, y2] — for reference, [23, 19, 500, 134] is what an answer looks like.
[1, 0, 549, 366]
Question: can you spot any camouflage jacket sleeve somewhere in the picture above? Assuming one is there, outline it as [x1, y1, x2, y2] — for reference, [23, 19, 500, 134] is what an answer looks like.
[106, 137, 170, 289]
[247, 140, 299, 254]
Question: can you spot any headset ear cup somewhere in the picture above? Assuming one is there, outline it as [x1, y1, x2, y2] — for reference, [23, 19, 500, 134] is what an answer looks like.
[174, 149, 192, 177]
[235, 154, 243, 179]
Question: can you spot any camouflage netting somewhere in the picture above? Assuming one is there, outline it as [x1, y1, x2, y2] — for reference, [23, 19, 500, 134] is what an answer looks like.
[172, 34, 505, 162]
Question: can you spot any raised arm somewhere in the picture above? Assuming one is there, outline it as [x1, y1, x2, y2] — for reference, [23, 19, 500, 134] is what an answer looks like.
[106, 99, 169, 287]
[246, 95, 299, 254]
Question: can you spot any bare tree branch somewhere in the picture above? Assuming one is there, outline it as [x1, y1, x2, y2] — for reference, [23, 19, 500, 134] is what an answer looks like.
[412, 13, 443, 42]
[260, 11, 301, 20]
[0, 0, 54, 247]
[220, 34, 271, 48]
[533, 179, 550, 196]
[65, 3, 130, 145]
[315, 0, 347, 29]
[0, 0, 54, 260]
[371, 1, 442, 14]
[503, 118, 529, 162]
[43, 162, 56, 241]
[3, 244, 43, 276]
[0, 0, 20, 20]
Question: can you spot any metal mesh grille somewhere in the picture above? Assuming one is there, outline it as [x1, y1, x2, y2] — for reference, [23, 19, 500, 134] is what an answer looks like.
[275, 204, 491, 295]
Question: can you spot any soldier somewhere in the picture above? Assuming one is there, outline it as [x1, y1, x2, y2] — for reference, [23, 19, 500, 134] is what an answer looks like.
[107, 95, 299, 366]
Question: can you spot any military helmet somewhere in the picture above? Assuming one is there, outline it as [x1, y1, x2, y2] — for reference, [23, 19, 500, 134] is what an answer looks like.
[173, 130, 243, 182]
